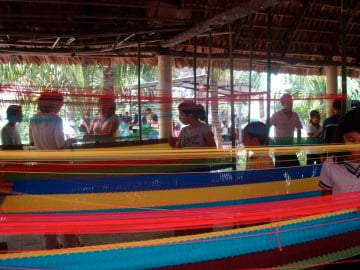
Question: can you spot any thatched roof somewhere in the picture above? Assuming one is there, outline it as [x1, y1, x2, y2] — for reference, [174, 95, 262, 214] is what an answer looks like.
[0, 0, 359, 77]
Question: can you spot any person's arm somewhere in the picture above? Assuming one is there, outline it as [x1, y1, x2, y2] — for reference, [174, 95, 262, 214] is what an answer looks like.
[296, 129, 301, 144]
[205, 131, 217, 148]
[295, 113, 302, 144]
[99, 117, 120, 138]
[0, 176, 12, 195]
[84, 117, 120, 140]
[1, 127, 9, 145]
[54, 117, 66, 149]
[87, 119, 95, 135]
[313, 127, 322, 137]
[268, 113, 275, 127]
[307, 125, 314, 137]
[29, 123, 34, 146]
[322, 189, 332, 196]
[168, 136, 179, 148]
[319, 157, 333, 196]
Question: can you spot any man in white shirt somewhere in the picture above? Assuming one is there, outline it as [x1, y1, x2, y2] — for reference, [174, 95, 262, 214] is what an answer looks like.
[269, 93, 302, 167]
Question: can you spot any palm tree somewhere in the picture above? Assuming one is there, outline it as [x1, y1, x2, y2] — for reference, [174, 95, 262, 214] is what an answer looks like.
[285, 74, 327, 122]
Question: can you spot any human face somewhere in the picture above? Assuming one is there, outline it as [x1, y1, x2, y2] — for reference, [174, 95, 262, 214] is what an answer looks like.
[282, 98, 293, 110]
[242, 133, 260, 147]
[179, 110, 191, 125]
[100, 103, 115, 116]
[311, 114, 321, 125]
[343, 131, 360, 161]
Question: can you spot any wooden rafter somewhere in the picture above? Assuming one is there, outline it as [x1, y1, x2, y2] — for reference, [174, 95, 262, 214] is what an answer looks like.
[327, 0, 360, 62]
[160, 0, 285, 48]
[281, 0, 310, 57]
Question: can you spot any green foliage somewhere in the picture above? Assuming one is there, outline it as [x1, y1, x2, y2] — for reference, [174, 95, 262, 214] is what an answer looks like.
[284, 74, 327, 123]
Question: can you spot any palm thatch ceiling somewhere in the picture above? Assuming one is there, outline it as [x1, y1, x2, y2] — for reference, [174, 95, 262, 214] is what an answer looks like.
[0, 0, 359, 77]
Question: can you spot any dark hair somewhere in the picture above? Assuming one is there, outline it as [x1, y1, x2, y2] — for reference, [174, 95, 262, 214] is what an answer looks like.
[99, 97, 116, 114]
[178, 101, 206, 121]
[243, 121, 269, 145]
[336, 109, 360, 143]
[334, 109, 360, 162]
[309, 110, 320, 123]
[6, 105, 22, 122]
[38, 92, 63, 113]
[333, 99, 342, 111]
[280, 93, 292, 105]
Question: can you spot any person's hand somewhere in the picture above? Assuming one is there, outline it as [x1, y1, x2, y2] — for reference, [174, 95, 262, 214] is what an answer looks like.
[168, 136, 178, 148]
[0, 176, 12, 194]
[83, 133, 91, 140]
[65, 138, 77, 148]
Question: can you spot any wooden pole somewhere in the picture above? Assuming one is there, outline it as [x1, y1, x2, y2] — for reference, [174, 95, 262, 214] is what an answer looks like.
[341, 0, 348, 116]
[193, 36, 197, 99]
[266, 8, 272, 125]
[137, 38, 143, 141]
[206, 31, 212, 124]
[248, 16, 254, 123]
[229, 24, 236, 150]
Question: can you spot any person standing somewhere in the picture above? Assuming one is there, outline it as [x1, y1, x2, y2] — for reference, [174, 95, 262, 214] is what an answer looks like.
[269, 93, 303, 167]
[306, 110, 323, 165]
[322, 98, 342, 143]
[1, 105, 23, 148]
[29, 92, 68, 149]
[83, 98, 120, 142]
[242, 121, 274, 170]
[169, 101, 216, 148]
[29, 92, 80, 249]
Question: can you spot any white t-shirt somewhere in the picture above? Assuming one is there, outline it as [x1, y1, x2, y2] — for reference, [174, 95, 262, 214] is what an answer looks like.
[1, 124, 21, 145]
[319, 156, 360, 194]
[306, 123, 322, 138]
[269, 110, 302, 144]
[306, 123, 323, 154]
[179, 122, 212, 148]
[29, 113, 65, 149]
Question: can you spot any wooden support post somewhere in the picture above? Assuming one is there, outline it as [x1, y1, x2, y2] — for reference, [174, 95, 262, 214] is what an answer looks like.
[248, 16, 254, 123]
[193, 36, 197, 99]
[341, 0, 348, 115]
[137, 38, 143, 141]
[206, 31, 212, 124]
[266, 8, 272, 125]
[229, 24, 236, 170]
[158, 54, 172, 139]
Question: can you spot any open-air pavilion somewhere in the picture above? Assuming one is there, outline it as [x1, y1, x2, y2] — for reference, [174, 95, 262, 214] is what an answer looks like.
[0, 1, 360, 269]
[0, 0, 359, 141]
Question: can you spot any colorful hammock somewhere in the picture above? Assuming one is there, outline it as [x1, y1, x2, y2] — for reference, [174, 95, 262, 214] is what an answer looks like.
[0, 145, 359, 269]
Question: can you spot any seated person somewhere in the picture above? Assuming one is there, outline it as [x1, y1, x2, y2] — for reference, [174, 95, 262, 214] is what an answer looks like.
[306, 110, 323, 165]
[1, 105, 23, 149]
[143, 108, 158, 128]
[83, 98, 120, 142]
[242, 121, 274, 170]
[122, 112, 132, 124]
[322, 99, 342, 143]
[319, 109, 360, 195]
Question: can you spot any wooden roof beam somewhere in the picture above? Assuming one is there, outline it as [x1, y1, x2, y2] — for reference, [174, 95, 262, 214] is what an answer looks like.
[281, 0, 310, 57]
[327, 0, 360, 62]
[160, 0, 285, 48]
